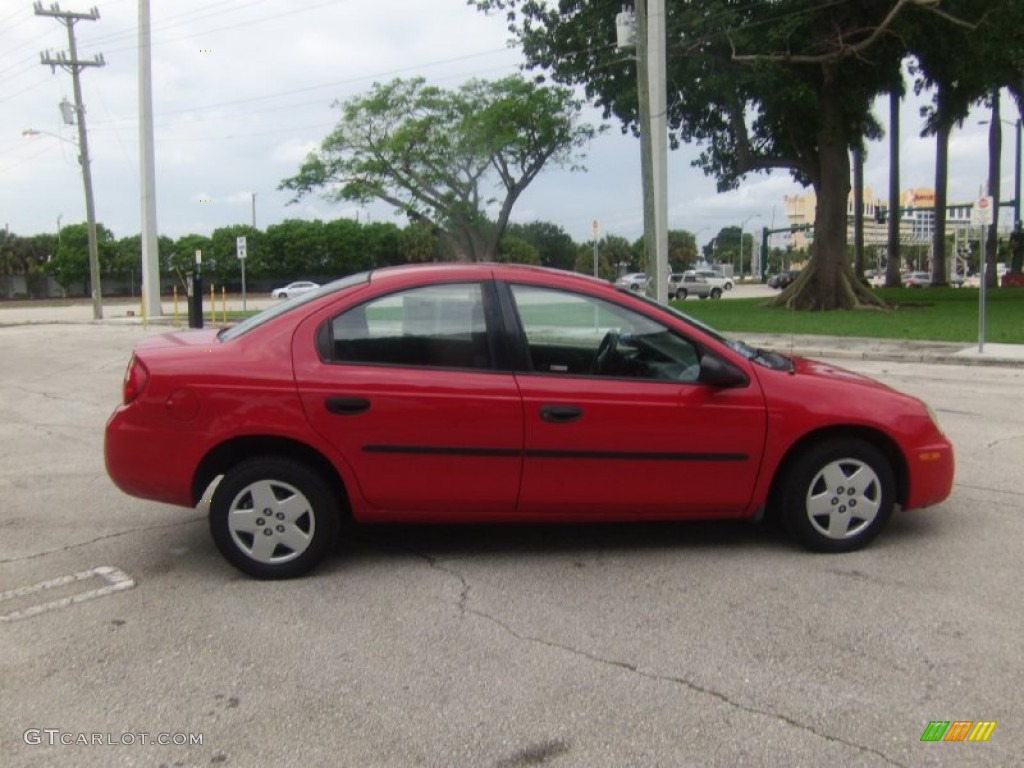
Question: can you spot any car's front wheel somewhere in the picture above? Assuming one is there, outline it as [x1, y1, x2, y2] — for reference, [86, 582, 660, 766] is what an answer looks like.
[209, 457, 339, 578]
[780, 438, 895, 552]
[710, 287, 723, 299]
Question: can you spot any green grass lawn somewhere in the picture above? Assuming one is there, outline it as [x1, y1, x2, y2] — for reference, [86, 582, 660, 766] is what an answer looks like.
[674, 287, 1024, 343]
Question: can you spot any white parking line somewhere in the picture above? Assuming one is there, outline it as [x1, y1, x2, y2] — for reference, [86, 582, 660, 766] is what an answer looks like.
[0, 566, 135, 623]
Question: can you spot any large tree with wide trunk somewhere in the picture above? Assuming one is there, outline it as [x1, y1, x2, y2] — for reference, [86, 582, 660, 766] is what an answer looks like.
[470, 0, 983, 309]
[280, 75, 597, 262]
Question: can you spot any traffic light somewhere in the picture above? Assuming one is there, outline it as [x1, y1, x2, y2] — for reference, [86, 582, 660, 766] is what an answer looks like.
[874, 206, 887, 224]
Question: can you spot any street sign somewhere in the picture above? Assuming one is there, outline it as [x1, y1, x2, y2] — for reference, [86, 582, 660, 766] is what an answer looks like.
[236, 236, 247, 259]
[971, 196, 993, 226]
[591, 219, 600, 240]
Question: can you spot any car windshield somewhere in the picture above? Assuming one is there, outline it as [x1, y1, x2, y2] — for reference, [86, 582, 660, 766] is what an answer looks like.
[630, 293, 794, 372]
[218, 272, 370, 341]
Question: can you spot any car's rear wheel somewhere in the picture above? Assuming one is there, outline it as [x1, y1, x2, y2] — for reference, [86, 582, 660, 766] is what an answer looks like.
[781, 438, 895, 552]
[678, 288, 688, 299]
[710, 287, 723, 299]
[210, 457, 338, 578]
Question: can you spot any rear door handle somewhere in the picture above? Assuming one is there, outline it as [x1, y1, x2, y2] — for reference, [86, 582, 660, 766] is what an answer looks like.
[539, 404, 582, 423]
[325, 396, 370, 415]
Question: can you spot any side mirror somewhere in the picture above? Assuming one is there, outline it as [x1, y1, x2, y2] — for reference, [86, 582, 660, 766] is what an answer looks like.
[698, 353, 748, 388]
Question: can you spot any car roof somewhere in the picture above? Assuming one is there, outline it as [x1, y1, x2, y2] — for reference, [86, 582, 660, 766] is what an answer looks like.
[365, 261, 613, 291]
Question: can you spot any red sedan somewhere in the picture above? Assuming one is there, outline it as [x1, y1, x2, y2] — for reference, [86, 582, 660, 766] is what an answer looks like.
[105, 264, 954, 578]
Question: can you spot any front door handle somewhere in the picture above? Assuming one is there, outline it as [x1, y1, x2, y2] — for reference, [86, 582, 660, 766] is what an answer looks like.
[325, 396, 370, 415]
[539, 404, 582, 423]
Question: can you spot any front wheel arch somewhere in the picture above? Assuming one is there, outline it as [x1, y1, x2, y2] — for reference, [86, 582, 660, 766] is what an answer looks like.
[781, 438, 894, 551]
[765, 427, 907, 521]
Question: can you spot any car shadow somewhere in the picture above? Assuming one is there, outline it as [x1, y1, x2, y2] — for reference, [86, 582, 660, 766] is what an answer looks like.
[335, 518, 787, 564]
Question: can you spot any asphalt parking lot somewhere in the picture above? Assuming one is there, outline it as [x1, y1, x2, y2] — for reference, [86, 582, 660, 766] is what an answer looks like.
[1, 318, 1022, 767]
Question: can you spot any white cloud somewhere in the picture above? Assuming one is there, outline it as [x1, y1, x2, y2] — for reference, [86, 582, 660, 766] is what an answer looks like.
[1, 0, 1019, 245]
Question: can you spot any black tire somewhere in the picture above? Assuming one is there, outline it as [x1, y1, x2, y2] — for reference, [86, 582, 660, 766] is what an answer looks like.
[780, 438, 895, 553]
[724, 283, 733, 290]
[678, 288, 688, 299]
[710, 287, 723, 299]
[209, 457, 339, 578]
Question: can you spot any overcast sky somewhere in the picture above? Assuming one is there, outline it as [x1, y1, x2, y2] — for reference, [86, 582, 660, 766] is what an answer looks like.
[1, 0, 1020, 251]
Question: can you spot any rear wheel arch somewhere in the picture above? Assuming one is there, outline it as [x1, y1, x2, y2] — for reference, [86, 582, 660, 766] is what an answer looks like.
[192, 435, 351, 516]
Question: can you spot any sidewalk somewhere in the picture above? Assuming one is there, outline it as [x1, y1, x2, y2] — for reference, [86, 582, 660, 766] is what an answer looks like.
[2, 300, 1022, 368]
[738, 333, 1024, 368]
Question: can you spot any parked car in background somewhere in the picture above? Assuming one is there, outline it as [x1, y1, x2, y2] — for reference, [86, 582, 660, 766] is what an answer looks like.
[867, 270, 887, 288]
[272, 281, 320, 299]
[768, 270, 801, 289]
[692, 268, 734, 291]
[669, 271, 723, 300]
[105, 263, 954, 578]
[614, 272, 649, 292]
[903, 272, 931, 288]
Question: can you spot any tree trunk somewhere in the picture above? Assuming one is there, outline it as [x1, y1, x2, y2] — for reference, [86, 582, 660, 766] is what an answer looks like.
[886, 88, 902, 287]
[769, 69, 883, 310]
[932, 119, 950, 286]
[985, 90, 1002, 284]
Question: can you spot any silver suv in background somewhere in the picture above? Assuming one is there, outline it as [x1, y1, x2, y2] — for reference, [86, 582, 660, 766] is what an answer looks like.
[691, 268, 734, 291]
[668, 271, 723, 300]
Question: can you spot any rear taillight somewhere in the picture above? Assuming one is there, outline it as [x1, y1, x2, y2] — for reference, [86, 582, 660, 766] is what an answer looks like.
[122, 355, 149, 404]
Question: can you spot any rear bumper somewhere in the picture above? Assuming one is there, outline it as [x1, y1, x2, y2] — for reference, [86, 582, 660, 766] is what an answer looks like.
[104, 406, 199, 508]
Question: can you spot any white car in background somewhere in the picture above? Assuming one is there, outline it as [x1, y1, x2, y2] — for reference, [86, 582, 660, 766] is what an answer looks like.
[614, 273, 650, 292]
[271, 281, 320, 299]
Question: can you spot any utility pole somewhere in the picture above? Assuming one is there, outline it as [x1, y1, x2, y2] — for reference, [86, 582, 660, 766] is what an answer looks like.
[647, 0, 668, 303]
[139, 0, 161, 319]
[615, 2, 668, 302]
[35, 2, 105, 320]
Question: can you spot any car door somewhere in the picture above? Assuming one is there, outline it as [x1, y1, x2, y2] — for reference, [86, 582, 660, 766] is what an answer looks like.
[292, 280, 524, 518]
[504, 282, 766, 518]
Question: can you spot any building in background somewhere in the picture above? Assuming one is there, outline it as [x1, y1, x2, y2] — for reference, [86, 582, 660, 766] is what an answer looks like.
[782, 187, 983, 272]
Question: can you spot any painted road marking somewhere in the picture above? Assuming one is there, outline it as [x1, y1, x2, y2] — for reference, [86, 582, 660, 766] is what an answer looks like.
[0, 566, 135, 623]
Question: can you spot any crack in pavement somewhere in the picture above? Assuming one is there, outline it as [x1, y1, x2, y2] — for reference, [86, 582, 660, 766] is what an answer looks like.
[986, 433, 1024, 449]
[0, 515, 205, 565]
[414, 551, 906, 768]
